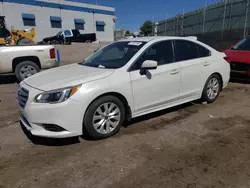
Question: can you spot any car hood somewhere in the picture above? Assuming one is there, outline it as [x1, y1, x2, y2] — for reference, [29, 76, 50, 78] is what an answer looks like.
[24, 63, 114, 91]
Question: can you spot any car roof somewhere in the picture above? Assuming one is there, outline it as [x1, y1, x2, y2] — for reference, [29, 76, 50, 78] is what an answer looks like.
[120, 36, 198, 42]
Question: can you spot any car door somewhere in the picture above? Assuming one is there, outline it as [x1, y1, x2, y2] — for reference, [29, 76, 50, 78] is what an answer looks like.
[173, 40, 212, 100]
[129, 40, 180, 115]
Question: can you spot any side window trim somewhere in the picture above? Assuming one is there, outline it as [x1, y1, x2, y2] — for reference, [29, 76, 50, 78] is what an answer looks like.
[128, 40, 175, 72]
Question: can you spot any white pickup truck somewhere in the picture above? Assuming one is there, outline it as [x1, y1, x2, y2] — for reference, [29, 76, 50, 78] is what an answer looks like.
[0, 45, 60, 81]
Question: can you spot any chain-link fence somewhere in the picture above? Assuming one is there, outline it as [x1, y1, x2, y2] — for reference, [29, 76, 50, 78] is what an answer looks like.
[155, 0, 249, 50]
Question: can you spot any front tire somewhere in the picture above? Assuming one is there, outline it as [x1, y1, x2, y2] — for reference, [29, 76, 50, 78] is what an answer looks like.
[201, 74, 222, 103]
[15, 61, 40, 81]
[83, 96, 125, 139]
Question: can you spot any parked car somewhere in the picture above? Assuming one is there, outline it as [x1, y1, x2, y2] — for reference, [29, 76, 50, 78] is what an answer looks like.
[224, 37, 250, 80]
[17, 36, 230, 140]
[0, 45, 60, 81]
[42, 29, 96, 44]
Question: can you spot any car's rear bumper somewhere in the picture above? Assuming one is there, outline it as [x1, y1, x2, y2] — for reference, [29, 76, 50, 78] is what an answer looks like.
[230, 70, 250, 81]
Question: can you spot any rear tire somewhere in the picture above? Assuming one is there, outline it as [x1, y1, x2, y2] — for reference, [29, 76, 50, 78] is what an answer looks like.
[201, 74, 222, 103]
[83, 95, 125, 140]
[15, 61, 40, 81]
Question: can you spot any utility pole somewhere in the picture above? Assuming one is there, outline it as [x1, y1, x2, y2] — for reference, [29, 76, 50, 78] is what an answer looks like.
[228, 0, 233, 30]
[152, 16, 155, 36]
[202, 2, 207, 34]
[174, 17, 176, 35]
[176, 16, 178, 35]
[244, 0, 249, 38]
[181, 8, 184, 36]
[221, 0, 227, 40]
[165, 12, 167, 36]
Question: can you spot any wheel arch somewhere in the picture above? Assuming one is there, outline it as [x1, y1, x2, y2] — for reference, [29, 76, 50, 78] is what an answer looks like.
[12, 56, 41, 72]
[85, 92, 132, 122]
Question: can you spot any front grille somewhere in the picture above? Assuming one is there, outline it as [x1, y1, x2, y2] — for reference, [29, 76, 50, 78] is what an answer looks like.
[17, 88, 29, 108]
[230, 62, 250, 71]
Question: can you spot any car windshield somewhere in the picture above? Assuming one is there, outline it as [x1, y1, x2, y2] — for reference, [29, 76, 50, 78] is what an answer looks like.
[81, 41, 146, 69]
[232, 37, 250, 50]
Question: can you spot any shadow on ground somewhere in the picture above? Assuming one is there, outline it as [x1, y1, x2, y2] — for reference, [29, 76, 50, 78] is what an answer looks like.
[230, 78, 250, 84]
[0, 75, 18, 85]
[120, 102, 200, 135]
[20, 102, 198, 145]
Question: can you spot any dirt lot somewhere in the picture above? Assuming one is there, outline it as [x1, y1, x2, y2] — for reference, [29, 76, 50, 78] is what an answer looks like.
[0, 44, 250, 187]
[0, 80, 249, 188]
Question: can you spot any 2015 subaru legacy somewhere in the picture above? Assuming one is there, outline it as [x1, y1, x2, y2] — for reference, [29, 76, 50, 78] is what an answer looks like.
[17, 37, 230, 139]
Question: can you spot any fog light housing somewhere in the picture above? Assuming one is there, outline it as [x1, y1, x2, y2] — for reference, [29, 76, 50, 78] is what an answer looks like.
[40, 124, 66, 132]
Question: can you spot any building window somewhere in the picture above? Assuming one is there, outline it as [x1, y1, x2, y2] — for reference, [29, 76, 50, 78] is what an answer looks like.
[96, 21, 105, 32]
[22, 13, 36, 26]
[74, 19, 85, 30]
[50, 16, 62, 28]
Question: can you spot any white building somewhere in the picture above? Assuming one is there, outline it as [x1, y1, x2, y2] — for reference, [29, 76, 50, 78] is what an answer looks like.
[0, 0, 116, 42]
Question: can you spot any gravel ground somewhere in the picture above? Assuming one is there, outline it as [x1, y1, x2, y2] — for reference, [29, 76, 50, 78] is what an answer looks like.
[0, 79, 250, 188]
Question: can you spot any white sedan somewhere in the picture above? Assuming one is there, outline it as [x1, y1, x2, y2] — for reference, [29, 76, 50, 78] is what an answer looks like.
[17, 36, 230, 139]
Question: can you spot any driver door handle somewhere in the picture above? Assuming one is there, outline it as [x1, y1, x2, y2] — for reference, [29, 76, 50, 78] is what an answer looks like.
[171, 69, 179, 75]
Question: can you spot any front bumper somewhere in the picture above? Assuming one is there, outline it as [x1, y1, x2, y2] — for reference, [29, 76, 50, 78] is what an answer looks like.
[17, 82, 85, 138]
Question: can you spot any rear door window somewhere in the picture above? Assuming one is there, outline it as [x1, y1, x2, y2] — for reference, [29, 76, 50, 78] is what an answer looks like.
[174, 40, 199, 61]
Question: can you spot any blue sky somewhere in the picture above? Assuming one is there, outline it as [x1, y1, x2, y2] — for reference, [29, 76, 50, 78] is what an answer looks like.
[71, 0, 223, 31]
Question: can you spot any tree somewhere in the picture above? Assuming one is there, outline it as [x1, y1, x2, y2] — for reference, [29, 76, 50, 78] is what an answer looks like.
[125, 30, 130, 36]
[139, 20, 153, 36]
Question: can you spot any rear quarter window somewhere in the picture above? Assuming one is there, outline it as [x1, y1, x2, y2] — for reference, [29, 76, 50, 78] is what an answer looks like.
[174, 40, 211, 61]
[174, 40, 199, 61]
[197, 44, 211, 58]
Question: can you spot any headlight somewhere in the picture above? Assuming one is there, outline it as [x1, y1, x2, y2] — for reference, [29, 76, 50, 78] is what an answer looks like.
[34, 85, 81, 103]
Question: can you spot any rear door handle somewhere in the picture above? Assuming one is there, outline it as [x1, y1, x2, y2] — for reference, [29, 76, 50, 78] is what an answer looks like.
[203, 62, 210, 66]
[171, 69, 179, 75]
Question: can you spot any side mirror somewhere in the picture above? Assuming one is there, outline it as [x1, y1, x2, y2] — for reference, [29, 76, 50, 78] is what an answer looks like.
[140, 60, 157, 75]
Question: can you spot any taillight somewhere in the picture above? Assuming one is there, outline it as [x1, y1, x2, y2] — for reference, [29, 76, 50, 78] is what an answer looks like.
[224, 56, 230, 63]
[50, 48, 56, 59]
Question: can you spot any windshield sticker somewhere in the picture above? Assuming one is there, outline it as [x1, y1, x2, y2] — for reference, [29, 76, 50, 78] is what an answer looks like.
[128, 42, 142, 46]
[98, 65, 105, 68]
